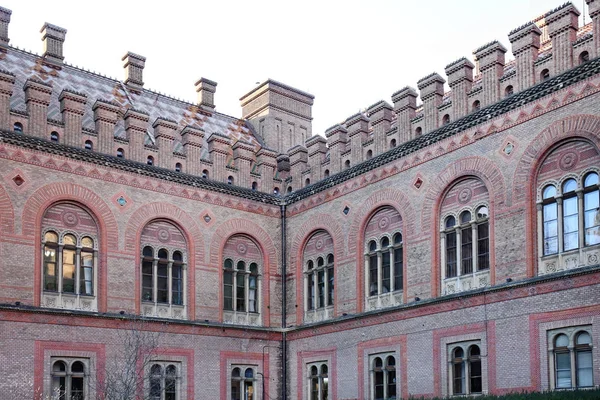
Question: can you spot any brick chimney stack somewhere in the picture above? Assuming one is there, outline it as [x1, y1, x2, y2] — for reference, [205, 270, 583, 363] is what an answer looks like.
[195, 78, 217, 110]
[473, 41, 506, 106]
[122, 52, 146, 93]
[40, 23, 67, 66]
[546, 2, 580, 74]
[587, 0, 600, 56]
[0, 6, 11, 49]
[445, 58, 474, 119]
[417, 73, 445, 133]
[509, 22, 542, 92]
[392, 86, 417, 143]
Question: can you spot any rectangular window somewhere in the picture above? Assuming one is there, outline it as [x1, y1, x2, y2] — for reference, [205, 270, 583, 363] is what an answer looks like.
[236, 273, 245, 311]
[477, 223, 489, 270]
[142, 261, 153, 302]
[171, 265, 183, 306]
[327, 266, 334, 306]
[555, 352, 572, 388]
[446, 232, 457, 278]
[224, 271, 233, 311]
[308, 272, 314, 310]
[563, 196, 579, 251]
[248, 275, 257, 313]
[44, 246, 57, 291]
[393, 247, 403, 291]
[80, 251, 94, 295]
[461, 227, 473, 274]
[369, 254, 378, 296]
[381, 251, 391, 293]
[584, 190, 600, 246]
[543, 203, 558, 255]
[157, 263, 168, 303]
[317, 270, 325, 308]
[62, 248, 76, 293]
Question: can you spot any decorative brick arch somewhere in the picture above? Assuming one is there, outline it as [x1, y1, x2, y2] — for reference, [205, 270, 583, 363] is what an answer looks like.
[511, 114, 600, 276]
[289, 214, 344, 323]
[0, 184, 14, 235]
[125, 202, 204, 317]
[21, 182, 118, 311]
[421, 157, 506, 297]
[208, 218, 278, 324]
[347, 189, 416, 310]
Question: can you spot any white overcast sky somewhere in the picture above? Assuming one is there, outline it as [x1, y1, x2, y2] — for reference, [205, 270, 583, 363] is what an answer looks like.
[2, 0, 590, 136]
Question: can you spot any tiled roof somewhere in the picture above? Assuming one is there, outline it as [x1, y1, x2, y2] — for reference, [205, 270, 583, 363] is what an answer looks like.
[3, 47, 263, 162]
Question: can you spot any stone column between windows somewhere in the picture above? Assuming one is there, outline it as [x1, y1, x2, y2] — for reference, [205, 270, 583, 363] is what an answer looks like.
[456, 227, 462, 282]
[377, 250, 383, 295]
[182, 263, 188, 308]
[389, 247, 396, 292]
[364, 254, 369, 303]
[577, 190, 584, 260]
[471, 223, 478, 273]
[312, 273, 317, 309]
[547, 346, 556, 389]
[167, 261, 173, 305]
[152, 257, 158, 304]
[93, 248, 98, 296]
[537, 203, 544, 265]
[304, 271, 309, 311]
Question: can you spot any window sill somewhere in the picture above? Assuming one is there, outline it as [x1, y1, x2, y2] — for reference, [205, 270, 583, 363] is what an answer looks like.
[539, 245, 600, 275]
[365, 290, 404, 312]
[141, 303, 186, 320]
[223, 310, 262, 326]
[443, 270, 490, 295]
[304, 306, 334, 323]
[41, 292, 97, 312]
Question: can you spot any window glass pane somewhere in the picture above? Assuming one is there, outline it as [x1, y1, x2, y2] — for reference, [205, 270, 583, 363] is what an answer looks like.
[71, 376, 84, 399]
[563, 197, 579, 251]
[157, 263, 168, 303]
[446, 231, 457, 278]
[317, 257, 324, 267]
[80, 251, 94, 295]
[584, 190, 600, 246]
[388, 368, 397, 398]
[374, 370, 384, 399]
[453, 362, 464, 394]
[445, 216, 456, 229]
[556, 352, 572, 388]
[142, 260, 153, 301]
[172, 265, 183, 305]
[308, 272, 315, 310]
[327, 267, 334, 306]
[543, 185, 557, 199]
[382, 252, 390, 293]
[369, 240, 377, 252]
[477, 223, 490, 270]
[250, 263, 258, 275]
[327, 254, 334, 264]
[577, 351, 593, 387]
[461, 227, 473, 275]
[460, 211, 471, 224]
[584, 172, 598, 187]
[63, 234, 76, 246]
[562, 179, 577, 193]
[555, 334, 569, 347]
[317, 270, 325, 308]
[62, 248, 76, 293]
[477, 206, 489, 219]
[470, 359, 482, 393]
[81, 236, 94, 248]
[45, 231, 58, 243]
[224, 259, 233, 269]
[237, 261, 245, 271]
[249, 275, 257, 313]
[381, 237, 390, 248]
[143, 246, 153, 258]
[393, 247, 403, 291]
[543, 203, 558, 255]
[307, 260, 314, 270]
[44, 245, 57, 291]
[369, 255, 378, 296]
[394, 233, 402, 245]
[576, 332, 591, 345]
[236, 273, 245, 311]
[173, 251, 183, 262]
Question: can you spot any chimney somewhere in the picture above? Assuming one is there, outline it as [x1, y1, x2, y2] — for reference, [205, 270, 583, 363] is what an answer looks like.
[122, 52, 146, 92]
[0, 6, 11, 49]
[445, 58, 474, 119]
[392, 86, 417, 143]
[417, 73, 445, 133]
[195, 78, 217, 110]
[587, 0, 600, 56]
[366, 100, 393, 156]
[345, 113, 369, 163]
[473, 41, 506, 106]
[546, 2, 580, 74]
[509, 22, 542, 92]
[40, 23, 67, 66]
[306, 135, 328, 181]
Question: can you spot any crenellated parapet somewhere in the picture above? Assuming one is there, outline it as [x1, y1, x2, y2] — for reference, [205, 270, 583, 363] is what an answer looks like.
[305, 135, 328, 181]
[509, 22, 542, 92]
[445, 58, 474, 119]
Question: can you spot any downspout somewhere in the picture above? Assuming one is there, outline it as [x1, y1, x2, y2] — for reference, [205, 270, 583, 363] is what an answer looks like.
[280, 203, 288, 400]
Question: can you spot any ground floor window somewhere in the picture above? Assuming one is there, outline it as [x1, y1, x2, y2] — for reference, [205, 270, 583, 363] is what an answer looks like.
[548, 327, 594, 389]
[308, 362, 329, 400]
[50, 358, 88, 400]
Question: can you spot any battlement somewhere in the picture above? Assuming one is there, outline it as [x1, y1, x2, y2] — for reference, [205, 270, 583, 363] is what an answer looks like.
[1, 2, 599, 196]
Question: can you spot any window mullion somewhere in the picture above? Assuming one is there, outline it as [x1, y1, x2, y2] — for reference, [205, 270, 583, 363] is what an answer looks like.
[245, 271, 249, 313]
[232, 271, 237, 311]
[182, 263, 187, 307]
[570, 347, 576, 388]
[577, 190, 584, 251]
[377, 251, 382, 295]
[389, 248, 395, 292]
[75, 247, 81, 295]
[168, 261, 173, 305]
[456, 228, 462, 277]
[471, 223, 478, 273]
[152, 259, 158, 303]
[441, 233, 446, 281]
[557, 197, 564, 253]
[323, 267, 329, 307]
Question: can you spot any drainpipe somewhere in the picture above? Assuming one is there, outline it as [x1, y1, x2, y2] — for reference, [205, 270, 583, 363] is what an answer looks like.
[280, 203, 287, 400]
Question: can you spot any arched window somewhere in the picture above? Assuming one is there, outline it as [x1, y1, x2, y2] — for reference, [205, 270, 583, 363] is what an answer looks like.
[390, 139, 397, 148]
[42, 203, 99, 310]
[202, 169, 209, 179]
[415, 127, 422, 136]
[549, 328, 594, 389]
[149, 362, 180, 400]
[13, 122, 23, 133]
[51, 359, 88, 400]
[579, 51, 590, 65]
[537, 141, 600, 274]
[541, 69, 550, 81]
[366, 150, 373, 160]
[287, 186, 293, 193]
[441, 178, 490, 295]
[371, 355, 396, 400]
[222, 235, 262, 324]
[175, 163, 182, 173]
[449, 344, 482, 395]
[442, 114, 450, 126]
[304, 231, 335, 321]
[505, 85, 514, 97]
[147, 156, 154, 166]
[273, 187, 280, 195]
[364, 207, 404, 310]
[116, 148, 124, 158]
[50, 131, 59, 142]
[231, 366, 256, 400]
[472, 100, 480, 112]
[308, 363, 328, 400]
[344, 160, 351, 169]
[251, 181, 258, 191]
[324, 170, 330, 178]
[84, 140, 93, 151]
[228, 175, 234, 185]
[140, 221, 188, 319]
[305, 178, 311, 187]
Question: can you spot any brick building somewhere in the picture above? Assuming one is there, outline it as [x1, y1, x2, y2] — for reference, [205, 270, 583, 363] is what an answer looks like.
[0, 1, 599, 399]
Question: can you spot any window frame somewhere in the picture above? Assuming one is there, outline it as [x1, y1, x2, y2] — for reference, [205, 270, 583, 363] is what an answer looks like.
[365, 232, 404, 298]
[141, 245, 187, 308]
[223, 257, 261, 314]
[148, 361, 181, 400]
[307, 362, 329, 400]
[369, 353, 397, 400]
[50, 357, 89, 400]
[447, 342, 483, 396]
[547, 327, 594, 390]
[230, 365, 258, 400]
[304, 253, 334, 312]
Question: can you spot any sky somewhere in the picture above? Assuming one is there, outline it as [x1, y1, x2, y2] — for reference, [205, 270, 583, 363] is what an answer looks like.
[1, 0, 590, 136]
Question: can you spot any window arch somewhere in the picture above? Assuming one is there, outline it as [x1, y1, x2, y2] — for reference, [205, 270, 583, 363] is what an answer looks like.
[50, 131, 60, 142]
[440, 178, 490, 295]
[231, 366, 256, 400]
[13, 121, 23, 133]
[222, 235, 262, 325]
[344, 160, 351, 169]
[84, 140, 93, 151]
[548, 328, 594, 389]
[371, 355, 396, 400]
[303, 231, 335, 322]
[175, 162, 182, 173]
[415, 126, 422, 136]
[579, 51, 590, 65]
[541, 68, 550, 81]
[449, 343, 482, 395]
[308, 362, 328, 400]
[472, 100, 480, 112]
[42, 203, 99, 311]
[149, 362, 180, 400]
[324, 169, 330, 178]
[442, 114, 450, 126]
[202, 169, 209, 179]
[536, 140, 600, 275]
[390, 139, 397, 148]
[505, 85, 514, 97]
[366, 150, 373, 160]
[364, 207, 404, 310]
[305, 178, 311, 187]
[51, 358, 88, 399]
[147, 156, 154, 166]
[140, 220, 188, 319]
[116, 148, 124, 158]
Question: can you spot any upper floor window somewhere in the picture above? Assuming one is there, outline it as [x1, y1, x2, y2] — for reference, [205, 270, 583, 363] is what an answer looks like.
[307, 362, 328, 400]
[579, 51, 590, 65]
[202, 169, 209, 179]
[231, 366, 256, 400]
[370, 354, 396, 400]
[440, 178, 490, 294]
[116, 148, 124, 158]
[140, 220, 188, 319]
[50, 131, 60, 142]
[541, 69, 550, 81]
[363, 207, 404, 311]
[548, 327, 594, 389]
[505, 85, 514, 97]
[84, 140, 93, 151]
[149, 362, 180, 400]
[303, 231, 335, 322]
[42, 203, 99, 311]
[13, 122, 23, 133]
[222, 235, 263, 325]
[472, 100, 480, 112]
[449, 343, 482, 396]
[51, 358, 88, 400]
[175, 162, 182, 173]
[442, 114, 450, 126]
[147, 156, 154, 166]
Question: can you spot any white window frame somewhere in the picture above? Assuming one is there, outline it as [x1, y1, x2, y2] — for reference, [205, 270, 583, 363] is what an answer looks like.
[223, 258, 261, 314]
[547, 326, 594, 390]
[304, 254, 334, 312]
